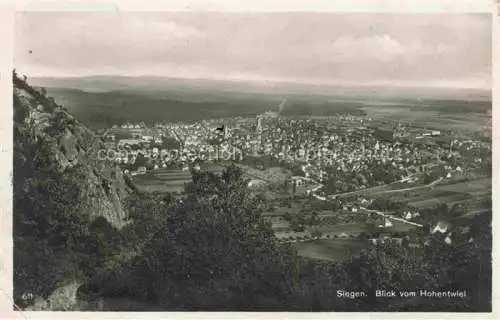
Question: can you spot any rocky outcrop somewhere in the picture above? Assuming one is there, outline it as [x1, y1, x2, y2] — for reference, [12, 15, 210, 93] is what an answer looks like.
[13, 73, 131, 228]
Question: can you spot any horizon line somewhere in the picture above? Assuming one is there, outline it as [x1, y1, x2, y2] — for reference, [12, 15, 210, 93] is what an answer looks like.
[25, 73, 492, 91]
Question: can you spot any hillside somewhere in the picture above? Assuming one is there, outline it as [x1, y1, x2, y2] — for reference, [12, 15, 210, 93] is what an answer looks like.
[13, 71, 133, 308]
[13, 73, 131, 228]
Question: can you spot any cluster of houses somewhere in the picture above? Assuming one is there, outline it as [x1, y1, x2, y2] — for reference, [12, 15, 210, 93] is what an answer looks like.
[231, 118, 460, 194]
[415, 130, 441, 139]
[132, 116, 476, 197]
[114, 122, 147, 129]
[360, 232, 452, 248]
[124, 166, 148, 176]
[400, 175, 419, 183]
[403, 211, 421, 220]
[276, 230, 427, 250]
[123, 162, 202, 176]
[102, 116, 482, 204]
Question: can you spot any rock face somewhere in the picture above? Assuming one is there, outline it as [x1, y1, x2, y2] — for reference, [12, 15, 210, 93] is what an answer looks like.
[13, 73, 130, 228]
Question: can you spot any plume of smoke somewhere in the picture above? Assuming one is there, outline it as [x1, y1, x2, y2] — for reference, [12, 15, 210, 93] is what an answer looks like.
[278, 98, 287, 114]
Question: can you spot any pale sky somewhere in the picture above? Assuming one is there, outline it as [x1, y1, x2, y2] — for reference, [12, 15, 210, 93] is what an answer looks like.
[15, 12, 491, 89]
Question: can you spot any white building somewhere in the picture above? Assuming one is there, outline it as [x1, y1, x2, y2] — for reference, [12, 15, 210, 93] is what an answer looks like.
[248, 179, 265, 188]
[431, 221, 449, 234]
[118, 139, 141, 146]
[444, 234, 452, 245]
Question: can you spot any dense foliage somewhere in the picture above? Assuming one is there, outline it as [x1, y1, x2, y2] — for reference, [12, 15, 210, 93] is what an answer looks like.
[80, 165, 491, 311]
[13, 72, 122, 309]
[13, 123, 98, 305]
[14, 140, 492, 311]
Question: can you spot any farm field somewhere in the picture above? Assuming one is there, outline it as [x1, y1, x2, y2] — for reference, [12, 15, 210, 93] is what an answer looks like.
[381, 219, 416, 233]
[317, 220, 414, 235]
[262, 203, 303, 216]
[132, 168, 192, 193]
[317, 210, 341, 217]
[316, 222, 370, 234]
[273, 221, 373, 241]
[395, 177, 491, 213]
[332, 176, 426, 199]
[407, 195, 468, 209]
[237, 164, 290, 183]
[434, 178, 491, 193]
[362, 103, 490, 132]
[293, 239, 368, 262]
[269, 221, 290, 232]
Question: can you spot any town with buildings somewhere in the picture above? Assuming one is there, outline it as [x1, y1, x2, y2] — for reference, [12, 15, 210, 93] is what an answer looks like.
[98, 109, 491, 257]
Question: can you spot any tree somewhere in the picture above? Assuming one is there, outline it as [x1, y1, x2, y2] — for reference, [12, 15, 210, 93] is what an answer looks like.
[128, 165, 299, 309]
[289, 217, 306, 232]
[13, 168, 91, 302]
[13, 75, 123, 307]
[133, 152, 149, 168]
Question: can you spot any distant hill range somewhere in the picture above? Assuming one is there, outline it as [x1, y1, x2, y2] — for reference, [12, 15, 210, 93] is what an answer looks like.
[24, 75, 491, 130]
[29, 75, 491, 102]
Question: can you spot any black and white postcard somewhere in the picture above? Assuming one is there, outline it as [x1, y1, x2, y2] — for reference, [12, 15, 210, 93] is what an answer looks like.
[1, 0, 496, 316]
